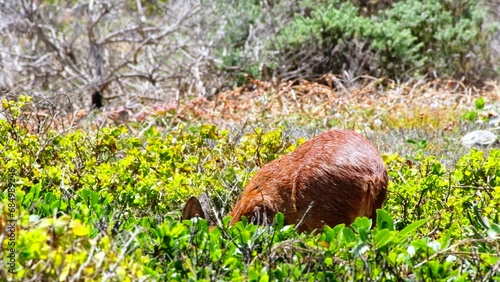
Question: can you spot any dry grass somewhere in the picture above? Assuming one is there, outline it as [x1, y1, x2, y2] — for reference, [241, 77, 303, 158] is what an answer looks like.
[5, 76, 499, 164]
[156, 76, 499, 128]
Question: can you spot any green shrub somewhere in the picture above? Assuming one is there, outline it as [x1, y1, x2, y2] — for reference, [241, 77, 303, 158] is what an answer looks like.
[271, 0, 496, 82]
[1, 97, 499, 280]
[386, 150, 499, 237]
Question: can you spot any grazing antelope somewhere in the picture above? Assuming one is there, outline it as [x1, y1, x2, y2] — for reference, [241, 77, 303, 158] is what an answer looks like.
[182, 129, 388, 233]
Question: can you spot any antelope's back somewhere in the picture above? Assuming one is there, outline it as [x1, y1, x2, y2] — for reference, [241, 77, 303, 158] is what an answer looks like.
[229, 129, 388, 232]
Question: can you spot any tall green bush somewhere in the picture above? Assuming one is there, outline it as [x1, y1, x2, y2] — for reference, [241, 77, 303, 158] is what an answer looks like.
[270, 0, 496, 82]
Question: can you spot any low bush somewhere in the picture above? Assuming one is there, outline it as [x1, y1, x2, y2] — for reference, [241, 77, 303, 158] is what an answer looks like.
[1, 97, 499, 280]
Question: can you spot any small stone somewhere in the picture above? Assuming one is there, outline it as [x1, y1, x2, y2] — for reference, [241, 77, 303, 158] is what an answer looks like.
[461, 130, 498, 148]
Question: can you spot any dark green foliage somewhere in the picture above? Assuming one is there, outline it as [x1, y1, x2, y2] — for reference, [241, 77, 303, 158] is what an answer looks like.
[269, 0, 496, 82]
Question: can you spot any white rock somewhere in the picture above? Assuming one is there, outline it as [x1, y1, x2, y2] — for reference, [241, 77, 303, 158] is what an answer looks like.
[489, 117, 500, 127]
[461, 130, 498, 148]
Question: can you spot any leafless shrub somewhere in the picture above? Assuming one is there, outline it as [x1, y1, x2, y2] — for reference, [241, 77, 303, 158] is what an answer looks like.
[0, 0, 219, 110]
[0, 0, 303, 110]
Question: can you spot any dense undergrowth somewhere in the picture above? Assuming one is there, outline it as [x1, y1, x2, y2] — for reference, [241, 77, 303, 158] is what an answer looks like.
[273, 0, 497, 82]
[0, 95, 499, 281]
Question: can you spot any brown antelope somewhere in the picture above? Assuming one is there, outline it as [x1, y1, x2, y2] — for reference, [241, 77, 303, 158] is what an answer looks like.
[182, 129, 388, 233]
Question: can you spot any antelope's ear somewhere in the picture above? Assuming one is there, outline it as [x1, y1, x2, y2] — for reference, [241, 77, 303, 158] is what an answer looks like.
[182, 196, 206, 220]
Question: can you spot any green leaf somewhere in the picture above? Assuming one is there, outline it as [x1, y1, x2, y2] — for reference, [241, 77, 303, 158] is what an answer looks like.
[473, 204, 490, 229]
[90, 190, 99, 206]
[474, 97, 485, 110]
[342, 227, 357, 244]
[71, 220, 90, 236]
[398, 219, 427, 238]
[274, 212, 285, 230]
[374, 229, 393, 249]
[462, 110, 478, 121]
[376, 209, 394, 231]
[488, 223, 500, 237]
[80, 188, 90, 202]
[439, 223, 457, 249]
[324, 257, 333, 266]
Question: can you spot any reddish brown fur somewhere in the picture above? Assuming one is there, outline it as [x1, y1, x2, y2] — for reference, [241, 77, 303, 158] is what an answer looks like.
[183, 129, 388, 233]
